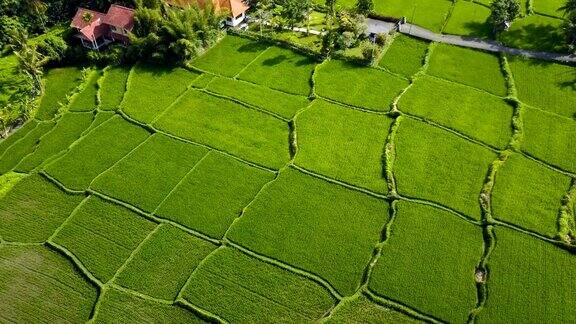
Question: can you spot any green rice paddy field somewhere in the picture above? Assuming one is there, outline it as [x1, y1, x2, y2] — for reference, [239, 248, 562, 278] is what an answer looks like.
[0, 34, 575, 323]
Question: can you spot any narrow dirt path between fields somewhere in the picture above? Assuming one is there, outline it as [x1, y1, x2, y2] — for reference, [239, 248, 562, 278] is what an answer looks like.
[366, 19, 576, 63]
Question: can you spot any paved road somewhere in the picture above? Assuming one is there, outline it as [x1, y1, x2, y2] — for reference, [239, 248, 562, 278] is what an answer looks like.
[366, 19, 576, 63]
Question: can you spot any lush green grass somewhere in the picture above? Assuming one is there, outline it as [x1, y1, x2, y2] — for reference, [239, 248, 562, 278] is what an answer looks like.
[0, 121, 55, 174]
[0, 120, 38, 156]
[0, 54, 28, 107]
[326, 295, 420, 323]
[227, 168, 389, 296]
[295, 99, 391, 193]
[369, 201, 482, 323]
[121, 64, 199, 124]
[36, 67, 82, 120]
[154, 90, 290, 169]
[91, 133, 208, 212]
[99, 66, 130, 111]
[0, 175, 84, 242]
[522, 107, 576, 174]
[398, 75, 513, 148]
[508, 56, 576, 118]
[479, 228, 576, 322]
[182, 247, 335, 322]
[443, 1, 491, 38]
[206, 76, 310, 119]
[114, 224, 217, 300]
[44, 115, 150, 191]
[0, 245, 97, 322]
[94, 289, 205, 323]
[190, 73, 215, 89]
[192, 35, 269, 77]
[316, 60, 409, 111]
[238, 46, 316, 96]
[379, 35, 429, 77]
[395, 118, 496, 220]
[428, 44, 508, 96]
[500, 14, 567, 53]
[68, 70, 100, 112]
[52, 196, 157, 283]
[16, 112, 94, 172]
[533, 0, 565, 17]
[374, 0, 454, 33]
[0, 172, 26, 198]
[156, 151, 275, 239]
[86, 111, 116, 133]
[492, 154, 571, 237]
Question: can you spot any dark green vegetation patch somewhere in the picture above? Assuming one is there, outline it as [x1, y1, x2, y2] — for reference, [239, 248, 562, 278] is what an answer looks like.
[44, 115, 150, 190]
[227, 168, 389, 296]
[479, 228, 576, 322]
[51, 196, 157, 283]
[295, 99, 391, 193]
[0, 175, 84, 242]
[182, 247, 335, 322]
[395, 118, 496, 220]
[114, 224, 217, 300]
[0, 245, 97, 322]
[492, 154, 571, 237]
[316, 60, 409, 111]
[156, 151, 275, 239]
[369, 201, 483, 323]
[91, 133, 208, 212]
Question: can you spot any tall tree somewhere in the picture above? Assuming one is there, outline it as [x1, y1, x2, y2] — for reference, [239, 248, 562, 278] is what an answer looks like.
[326, 0, 336, 15]
[355, 0, 373, 15]
[276, 0, 313, 29]
[559, 0, 576, 17]
[489, 0, 521, 33]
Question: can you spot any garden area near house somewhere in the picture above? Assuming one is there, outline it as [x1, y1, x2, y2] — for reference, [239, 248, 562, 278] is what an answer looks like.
[1, 29, 575, 322]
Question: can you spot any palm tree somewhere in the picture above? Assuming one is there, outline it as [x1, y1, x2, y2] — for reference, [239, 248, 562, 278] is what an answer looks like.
[559, 0, 576, 18]
[11, 31, 47, 96]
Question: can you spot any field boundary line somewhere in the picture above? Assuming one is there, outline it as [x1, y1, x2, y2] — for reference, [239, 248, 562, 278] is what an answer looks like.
[1, 241, 44, 246]
[39, 113, 118, 174]
[291, 164, 390, 200]
[47, 196, 90, 242]
[225, 239, 343, 301]
[288, 100, 317, 160]
[87, 189, 221, 245]
[195, 87, 290, 122]
[151, 151, 211, 215]
[148, 72, 203, 125]
[45, 240, 103, 287]
[364, 288, 445, 324]
[398, 195, 482, 225]
[0, 120, 39, 157]
[519, 151, 576, 178]
[39, 171, 86, 195]
[117, 109, 279, 173]
[107, 283, 173, 305]
[316, 95, 391, 116]
[558, 179, 576, 243]
[491, 218, 576, 250]
[176, 246, 224, 301]
[424, 72, 508, 99]
[401, 112, 502, 152]
[221, 163, 287, 240]
[87, 134, 152, 189]
[0, 121, 50, 167]
[232, 46, 272, 79]
[176, 296, 228, 323]
[108, 224, 161, 285]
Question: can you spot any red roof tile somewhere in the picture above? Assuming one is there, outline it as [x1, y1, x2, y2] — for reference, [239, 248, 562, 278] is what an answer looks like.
[70, 8, 106, 29]
[103, 4, 135, 30]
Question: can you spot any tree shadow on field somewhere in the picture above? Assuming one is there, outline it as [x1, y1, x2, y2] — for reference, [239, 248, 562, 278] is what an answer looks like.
[462, 21, 492, 39]
[500, 23, 567, 53]
[294, 57, 314, 67]
[237, 42, 268, 53]
[262, 54, 288, 66]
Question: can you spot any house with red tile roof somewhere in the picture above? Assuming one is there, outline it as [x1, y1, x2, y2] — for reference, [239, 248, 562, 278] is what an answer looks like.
[166, 0, 249, 27]
[71, 4, 135, 50]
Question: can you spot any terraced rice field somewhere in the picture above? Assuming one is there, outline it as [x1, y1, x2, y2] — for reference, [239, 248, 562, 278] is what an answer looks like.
[0, 34, 575, 323]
